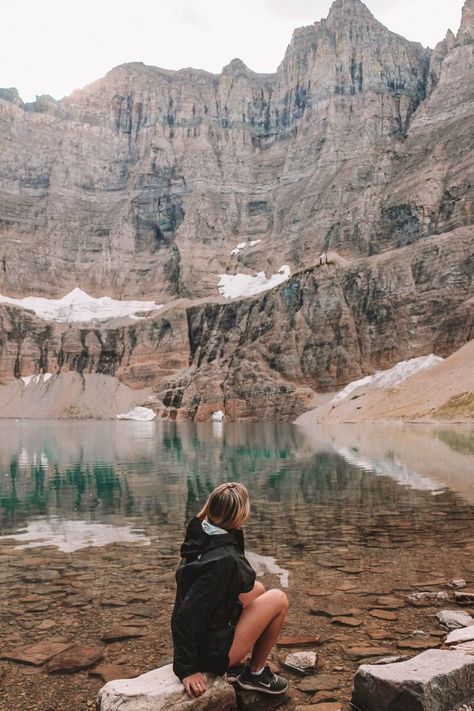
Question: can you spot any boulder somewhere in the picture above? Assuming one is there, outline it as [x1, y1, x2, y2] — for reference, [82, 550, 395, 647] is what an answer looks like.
[351, 649, 474, 711]
[96, 664, 236, 711]
[437, 610, 474, 630]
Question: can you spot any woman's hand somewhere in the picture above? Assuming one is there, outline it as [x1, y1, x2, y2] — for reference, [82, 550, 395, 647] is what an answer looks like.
[182, 672, 207, 698]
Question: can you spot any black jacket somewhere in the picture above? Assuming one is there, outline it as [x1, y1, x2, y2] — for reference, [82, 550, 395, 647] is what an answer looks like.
[171, 517, 256, 680]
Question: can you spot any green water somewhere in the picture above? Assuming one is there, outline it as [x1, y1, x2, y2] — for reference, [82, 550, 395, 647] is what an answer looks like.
[0, 420, 473, 559]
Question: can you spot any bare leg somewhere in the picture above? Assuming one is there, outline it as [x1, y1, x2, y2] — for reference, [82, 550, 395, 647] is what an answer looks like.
[228, 589, 288, 671]
[239, 581, 265, 608]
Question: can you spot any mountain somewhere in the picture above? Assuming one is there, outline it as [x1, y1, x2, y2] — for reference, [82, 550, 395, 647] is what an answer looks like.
[0, 0, 472, 420]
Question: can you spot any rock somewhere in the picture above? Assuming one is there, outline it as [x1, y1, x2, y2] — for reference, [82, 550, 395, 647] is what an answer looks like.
[311, 690, 339, 702]
[330, 617, 363, 627]
[298, 674, 340, 692]
[96, 664, 236, 710]
[310, 604, 358, 618]
[446, 626, 474, 645]
[374, 596, 405, 610]
[126, 605, 155, 618]
[1, 640, 73, 665]
[414, 578, 447, 588]
[451, 641, 474, 655]
[437, 610, 474, 630]
[100, 598, 129, 607]
[47, 645, 104, 673]
[295, 704, 342, 711]
[351, 649, 474, 711]
[449, 579, 467, 589]
[407, 591, 450, 605]
[89, 664, 140, 683]
[277, 636, 321, 647]
[337, 565, 363, 575]
[37, 619, 57, 630]
[367, 627, 390, 640]
[455, 591, 474, 605]
[347, 646, 393, 660]
[65, 594, 93, 607]
[397, 638, 441, 650]
[282, 651, 318, 675]
[101, 627, 147, 642]
[22, 570, 60, 583]
[369, 610, 398, 621]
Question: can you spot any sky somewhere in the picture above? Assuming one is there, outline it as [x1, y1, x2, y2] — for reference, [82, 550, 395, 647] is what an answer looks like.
[0, 0, 465, 102]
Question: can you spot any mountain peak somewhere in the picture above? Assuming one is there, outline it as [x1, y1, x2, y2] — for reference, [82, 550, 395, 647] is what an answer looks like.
[458, 0, 474, 44]
[327, 0, 375, 20]
[222, 58, 249, 75]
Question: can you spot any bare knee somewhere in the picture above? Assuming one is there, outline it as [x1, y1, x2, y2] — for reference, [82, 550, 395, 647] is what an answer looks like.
[268, 588, 289, 612]
[254, 581, 266, 597]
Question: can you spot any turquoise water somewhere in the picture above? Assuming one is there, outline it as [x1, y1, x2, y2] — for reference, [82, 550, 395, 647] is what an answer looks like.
[1, 421, 473, 559]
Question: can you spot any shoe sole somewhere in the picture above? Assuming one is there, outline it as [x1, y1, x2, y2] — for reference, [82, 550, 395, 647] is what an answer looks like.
[237, 679, 288, 695]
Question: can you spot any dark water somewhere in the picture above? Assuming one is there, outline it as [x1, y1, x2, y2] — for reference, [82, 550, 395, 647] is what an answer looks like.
[1, 420, 473, 569]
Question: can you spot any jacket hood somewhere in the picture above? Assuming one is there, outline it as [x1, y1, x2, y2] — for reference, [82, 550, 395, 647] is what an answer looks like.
[180, 517, 245, 558]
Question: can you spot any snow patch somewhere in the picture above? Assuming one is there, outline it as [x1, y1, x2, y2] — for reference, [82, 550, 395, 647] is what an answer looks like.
[247, 552, 289, 588]
[218, 265, 290, 299]
[212, 410, 225, 421]
[230, 239, 262, 256]
[0, 288, 162, 324]
[117, 406, 157, 422]
[21, 373, 54, 387]
[330, 354, 444, 406]
[2, 518, 151, 552]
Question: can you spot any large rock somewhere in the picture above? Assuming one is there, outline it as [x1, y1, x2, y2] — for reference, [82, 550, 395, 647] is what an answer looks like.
[351, 649, 474, 711]
[96, 664, 236, 711]
[437, 610, 474, 630]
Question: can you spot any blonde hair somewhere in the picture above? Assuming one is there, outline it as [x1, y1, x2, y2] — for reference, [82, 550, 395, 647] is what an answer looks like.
[197, 482, 250, 530]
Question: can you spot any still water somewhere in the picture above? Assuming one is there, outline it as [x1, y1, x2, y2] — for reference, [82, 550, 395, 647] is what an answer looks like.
[1, 420, 473, 560]
[1, 420, 474, 711]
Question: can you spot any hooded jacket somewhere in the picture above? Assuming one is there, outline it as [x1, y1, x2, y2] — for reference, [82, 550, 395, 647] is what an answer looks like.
[171, 517, 256, 680]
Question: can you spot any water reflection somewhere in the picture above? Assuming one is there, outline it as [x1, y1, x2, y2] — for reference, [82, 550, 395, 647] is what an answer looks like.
[0, 421, 473, 557]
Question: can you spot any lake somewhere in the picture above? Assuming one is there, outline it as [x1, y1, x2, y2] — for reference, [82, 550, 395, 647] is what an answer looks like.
[0, 420, 473, 710]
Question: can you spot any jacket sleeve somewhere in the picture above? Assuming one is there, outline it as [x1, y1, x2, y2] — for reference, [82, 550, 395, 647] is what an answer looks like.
[172, 556, 237, 681]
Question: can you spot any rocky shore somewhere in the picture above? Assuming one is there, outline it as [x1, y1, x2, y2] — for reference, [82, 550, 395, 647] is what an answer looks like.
[1, 503, 474, 711]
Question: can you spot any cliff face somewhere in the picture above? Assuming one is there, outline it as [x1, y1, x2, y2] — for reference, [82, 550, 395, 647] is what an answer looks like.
[0, 0, 433, 300]
[0, 0, 473, 420]
[1, 228, 472, 420]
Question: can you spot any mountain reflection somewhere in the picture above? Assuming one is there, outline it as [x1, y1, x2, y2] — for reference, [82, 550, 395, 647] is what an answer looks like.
[0, 421, 473, 554]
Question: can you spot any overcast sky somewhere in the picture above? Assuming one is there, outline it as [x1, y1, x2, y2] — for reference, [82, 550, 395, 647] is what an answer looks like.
[1, 0, 465, 102]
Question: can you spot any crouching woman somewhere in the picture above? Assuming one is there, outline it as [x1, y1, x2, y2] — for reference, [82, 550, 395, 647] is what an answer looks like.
[171, 482, 289, 698]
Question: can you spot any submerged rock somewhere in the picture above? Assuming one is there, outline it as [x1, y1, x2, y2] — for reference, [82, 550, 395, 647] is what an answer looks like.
[351, 649, 474, 711]
[47, 645, 103, 673]
[96, 664, 236, 710]
[1, 640, 73, 666]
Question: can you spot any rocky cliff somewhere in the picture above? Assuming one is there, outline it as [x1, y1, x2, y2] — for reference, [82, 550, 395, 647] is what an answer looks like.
[0, 227, 471, 420]
[0, 0, 473, 420]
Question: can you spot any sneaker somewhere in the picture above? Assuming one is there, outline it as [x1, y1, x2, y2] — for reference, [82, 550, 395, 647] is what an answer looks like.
[226, 663, 245, 683]
[237, 664, 288, 695]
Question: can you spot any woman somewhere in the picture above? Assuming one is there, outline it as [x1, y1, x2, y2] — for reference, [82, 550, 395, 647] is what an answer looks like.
[171, 481, 289, 698]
